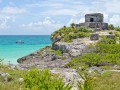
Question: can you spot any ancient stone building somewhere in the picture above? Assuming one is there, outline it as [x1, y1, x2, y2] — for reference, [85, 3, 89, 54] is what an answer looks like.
[76, 13, 108, 30]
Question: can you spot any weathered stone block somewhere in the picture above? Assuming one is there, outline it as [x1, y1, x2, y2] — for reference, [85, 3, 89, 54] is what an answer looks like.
[106, 34, 115, 39]
[90, 34, 99, 40]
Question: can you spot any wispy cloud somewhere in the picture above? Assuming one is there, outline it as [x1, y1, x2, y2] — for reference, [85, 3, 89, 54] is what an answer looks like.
[0, 15, 15, 29]
[1, 6, 26, 14]
[42, 9, 79, 16]
[109, 15, 120, 26]
[0, 0, 120, 34]
[22, 17, 63, 35]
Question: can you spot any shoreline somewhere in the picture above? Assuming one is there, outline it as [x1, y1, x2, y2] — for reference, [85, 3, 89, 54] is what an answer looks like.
[1, 44, 51, 65]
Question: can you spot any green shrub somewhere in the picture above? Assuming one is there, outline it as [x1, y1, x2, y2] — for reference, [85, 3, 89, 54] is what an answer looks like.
[108, 24, 114, 30]
[96, 44, 120, 54]
[22, 69, 72, 90]
[53, 50, 62, 56]
[51, 26, 92, 42]
[77, 26, 92, 32]
[77, 72, 94, 90]
[114, 26, 120, 31]
[66, 43, 120, 68]
[109, 32, 113, 34]
[114, 32, 119, 37]
[98, 37, 116, 44]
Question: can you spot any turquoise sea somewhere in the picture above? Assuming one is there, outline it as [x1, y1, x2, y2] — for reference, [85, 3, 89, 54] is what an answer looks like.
[0, 35, 51, 64]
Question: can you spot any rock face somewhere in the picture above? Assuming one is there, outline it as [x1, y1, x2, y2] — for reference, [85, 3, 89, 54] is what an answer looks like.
[106, 34, 115, 39]
[17, 38, 95, 66]
[17, 46, 71, 69]
[90, 33, 99, 40]
[52, 39, 87, 57]
[51, 35, 62, 43]
[17, 51, 38, 63]
[50, 68, 81, 90]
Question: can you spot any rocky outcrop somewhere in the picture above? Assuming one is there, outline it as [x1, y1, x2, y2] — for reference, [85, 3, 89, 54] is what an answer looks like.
[50, 68, 81, 90]
[17, 46, 72, 69]
[51, 35, 62, 43]
[17, 51, 38, 63]
[17, 37, 96, 65]
[52, 39, 92, 57]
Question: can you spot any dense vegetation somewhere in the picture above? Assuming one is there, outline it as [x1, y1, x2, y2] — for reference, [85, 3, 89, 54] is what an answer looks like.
[109, 24, 120, 31]
[93, 71, 120, 90]
[51, 25, 92, 42]
[1, 64, 120, 90]
[22, 69, 72, 90]
[65, 37, 120, 68]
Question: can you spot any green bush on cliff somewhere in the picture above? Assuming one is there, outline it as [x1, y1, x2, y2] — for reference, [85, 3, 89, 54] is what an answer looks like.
[22, 69, 72, 90]
[98, 36, 116, 44]
[51, 26, 92, 42]
[53, 50, 62, 56]
[114, 26, 120, 31]
[108, 24, 114, 30]
[65, 37, 120, 68]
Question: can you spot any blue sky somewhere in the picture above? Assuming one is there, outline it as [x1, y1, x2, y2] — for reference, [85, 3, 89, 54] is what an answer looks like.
[0, 0, 120, 35]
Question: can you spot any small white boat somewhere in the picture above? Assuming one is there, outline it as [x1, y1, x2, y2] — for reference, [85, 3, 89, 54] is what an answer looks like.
[16, 40, 24, 44]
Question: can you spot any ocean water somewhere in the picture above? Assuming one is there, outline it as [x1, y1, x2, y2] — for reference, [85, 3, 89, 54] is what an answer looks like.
[0, 35, 51, 64]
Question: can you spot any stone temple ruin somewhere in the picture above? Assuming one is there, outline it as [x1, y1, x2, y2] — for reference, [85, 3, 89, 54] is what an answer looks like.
[76, 13, 108, 30]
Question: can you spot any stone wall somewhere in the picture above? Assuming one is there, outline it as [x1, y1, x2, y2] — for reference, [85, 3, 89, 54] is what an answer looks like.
[102, 23, 108, 30]
[85, 13, 103, 23]
[75, 13, 108, 30]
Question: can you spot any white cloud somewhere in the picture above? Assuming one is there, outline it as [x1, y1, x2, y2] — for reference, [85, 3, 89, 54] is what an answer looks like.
[22, 17, 62, 34]
[0, 15, 15, 29]
[105, 0, 120, 14]
[22, 17, 56, 27]
[78, 18, 85, 23]
[42, 9, 79, 16]
[1, 6, 26, 14]
[109, 15, 120, 26]
[26, 2, 64, 7]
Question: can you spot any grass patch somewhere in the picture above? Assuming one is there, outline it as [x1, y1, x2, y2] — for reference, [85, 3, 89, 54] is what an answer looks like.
[51, 26, 92, 42]
[93, 71, 120, 90]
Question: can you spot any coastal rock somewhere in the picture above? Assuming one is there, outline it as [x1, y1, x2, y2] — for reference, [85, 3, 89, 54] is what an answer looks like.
[63, 53, 70, 58]
[4, 77, 13, 82]
[90, 33, 99, 40]
[0, 71, 10, 77]
[88, 66, 104, 74]
[42, 53, 57, 61]
[52, 42, 69, 53]
[52, 39, 87, 57]
[51, 35, 62, 43]
[50, 68, 81, 90]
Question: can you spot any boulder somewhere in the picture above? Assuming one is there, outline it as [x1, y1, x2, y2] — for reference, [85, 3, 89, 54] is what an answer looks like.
[51, 35, 62, 43]
[90, 33, 99, 40]
[0, 72, 9, 77]
[106, 34, 115, 39]
[88, 66, 104, 74]
[4, 77, 13, 82]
